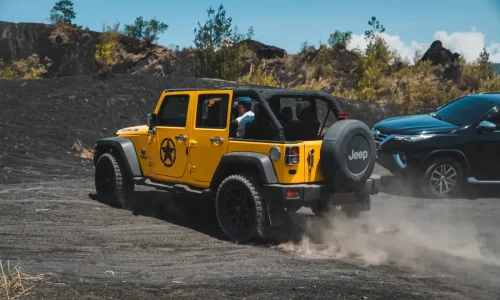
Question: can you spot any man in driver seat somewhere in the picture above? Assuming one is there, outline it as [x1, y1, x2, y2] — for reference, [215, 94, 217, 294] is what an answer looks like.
[233, 96, 255, 138]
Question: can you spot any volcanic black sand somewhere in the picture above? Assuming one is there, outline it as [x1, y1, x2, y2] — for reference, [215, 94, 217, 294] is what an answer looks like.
[1, 75, 499, 299]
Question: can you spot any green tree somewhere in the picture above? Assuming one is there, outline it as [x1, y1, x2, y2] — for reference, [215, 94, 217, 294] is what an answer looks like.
[327, 30, 352, 49]
[49, 0, 77, 26]
[193, 4, 248, 81]
[364, 16, 386, 40]
[124, 17, 169, 45]
[246, 26, 255, 39]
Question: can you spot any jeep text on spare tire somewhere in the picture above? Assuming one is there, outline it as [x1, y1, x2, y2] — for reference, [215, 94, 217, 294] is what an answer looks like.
[93, 87, 381, 243]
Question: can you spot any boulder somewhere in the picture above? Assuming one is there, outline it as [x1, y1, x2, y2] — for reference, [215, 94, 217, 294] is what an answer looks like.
[420, 40, 460, 66]
[241, 39, 286, 59]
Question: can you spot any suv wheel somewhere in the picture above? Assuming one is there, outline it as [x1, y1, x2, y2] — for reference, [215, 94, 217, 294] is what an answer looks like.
[95, 152, 135, 208]
[423, 157, 464, 198]
[215, 174, 270, 243]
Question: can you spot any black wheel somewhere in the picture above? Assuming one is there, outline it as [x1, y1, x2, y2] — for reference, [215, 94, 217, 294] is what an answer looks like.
[94, 152, 135, 208]
[422, 157, 464, 198]
[215, 174, 271, 243]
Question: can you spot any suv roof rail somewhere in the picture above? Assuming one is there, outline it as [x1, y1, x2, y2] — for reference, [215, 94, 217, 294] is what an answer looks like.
[479, 92, 500, 94]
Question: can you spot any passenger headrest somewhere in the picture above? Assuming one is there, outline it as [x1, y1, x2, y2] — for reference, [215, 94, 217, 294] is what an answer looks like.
[281, 106, 293, 121]
[296, 101, 314, 120]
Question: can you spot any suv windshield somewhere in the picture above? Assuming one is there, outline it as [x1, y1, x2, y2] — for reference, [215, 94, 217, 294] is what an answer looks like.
[432, 96, 496, 126]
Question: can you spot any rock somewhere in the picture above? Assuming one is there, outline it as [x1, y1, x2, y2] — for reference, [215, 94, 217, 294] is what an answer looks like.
[241, 39, 286, 59]
[420, 40, 460, 66]
[420, 40, 461, 80]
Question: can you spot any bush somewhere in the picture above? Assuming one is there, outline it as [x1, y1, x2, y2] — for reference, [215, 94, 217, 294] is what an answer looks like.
[0, 54, 52, 79]
[327, 30, 352, 49]
[193, 4, 249, 81]
[94, 23, 121, 74]
[237, 63, 279, 87]
[124, 17, 168, 45]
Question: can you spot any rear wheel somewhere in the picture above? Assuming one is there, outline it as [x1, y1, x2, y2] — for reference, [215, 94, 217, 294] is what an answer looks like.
[422, 157, 464, 198]
[94, 152, 135, 208]
[215, 174, 271, 243]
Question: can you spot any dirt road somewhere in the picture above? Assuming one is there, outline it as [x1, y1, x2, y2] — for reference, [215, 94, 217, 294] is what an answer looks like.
[1, 75, 499, 299]
[1, 162, 499, 299]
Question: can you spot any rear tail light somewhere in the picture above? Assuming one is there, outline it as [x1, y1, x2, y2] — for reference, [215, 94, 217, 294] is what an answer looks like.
[338, 112, 349, 120]
[286, 189, 300, 199]
[285, 146, 300, 165]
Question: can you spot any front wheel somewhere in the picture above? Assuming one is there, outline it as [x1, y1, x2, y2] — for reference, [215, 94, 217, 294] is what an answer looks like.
[94, 152, 135, 208]
[422, 157, 464, 198]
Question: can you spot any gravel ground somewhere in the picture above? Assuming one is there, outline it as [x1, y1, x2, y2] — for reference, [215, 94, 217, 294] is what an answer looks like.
[1, 164, 499, 299]
[1, 75, 499, 299]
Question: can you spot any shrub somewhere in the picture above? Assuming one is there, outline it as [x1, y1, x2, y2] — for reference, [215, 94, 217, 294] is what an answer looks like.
[0, 54, 52, 79]
[124, 17, 168, 45]
[237, 63, 279, 87]
[193, 4, 249, 81]
[94, 23, 121, 74]
[327, 30, 352, 49]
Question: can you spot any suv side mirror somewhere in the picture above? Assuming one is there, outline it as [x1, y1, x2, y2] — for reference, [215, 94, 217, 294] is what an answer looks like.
[146, 113, 157, 128]
[477, 120, 497, 132]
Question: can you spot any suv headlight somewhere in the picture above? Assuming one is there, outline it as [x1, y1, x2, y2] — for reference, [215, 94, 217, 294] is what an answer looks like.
[393, 134, 436, 142]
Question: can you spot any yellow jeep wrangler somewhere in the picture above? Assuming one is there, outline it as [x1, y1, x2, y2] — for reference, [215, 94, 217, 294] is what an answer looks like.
[93, 87, 380, 242]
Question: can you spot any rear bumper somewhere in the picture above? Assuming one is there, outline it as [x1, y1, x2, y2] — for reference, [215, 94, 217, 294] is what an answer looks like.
[263, 174, 380, 211]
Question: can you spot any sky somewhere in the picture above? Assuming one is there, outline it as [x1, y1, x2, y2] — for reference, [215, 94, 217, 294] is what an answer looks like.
[1, 0, 500, 62]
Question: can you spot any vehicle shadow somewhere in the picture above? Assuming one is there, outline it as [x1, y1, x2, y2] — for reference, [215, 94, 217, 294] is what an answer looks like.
[88, 189, 309, 245]
[89, 189, 230, 241]
[380, 175, 500, 200]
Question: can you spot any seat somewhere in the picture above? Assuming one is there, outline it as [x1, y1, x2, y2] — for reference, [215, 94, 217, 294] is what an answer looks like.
[244, 105, 276, 141]
[296, 101, 321, 140]
[280, 106, 300, 141]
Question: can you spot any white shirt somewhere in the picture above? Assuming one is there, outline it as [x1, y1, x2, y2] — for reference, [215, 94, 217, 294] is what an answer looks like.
[236, 111, 255, 137]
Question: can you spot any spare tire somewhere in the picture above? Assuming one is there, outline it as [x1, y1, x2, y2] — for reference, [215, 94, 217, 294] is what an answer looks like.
[320, 119, 376, 192]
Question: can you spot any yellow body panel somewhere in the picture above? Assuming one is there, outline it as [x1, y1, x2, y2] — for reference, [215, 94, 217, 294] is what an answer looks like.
[115, 90, 327, 189]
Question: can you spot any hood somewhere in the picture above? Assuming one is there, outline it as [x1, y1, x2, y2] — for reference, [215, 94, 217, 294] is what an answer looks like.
[116, 125, 149, 136]
[374, 114, 460, 134]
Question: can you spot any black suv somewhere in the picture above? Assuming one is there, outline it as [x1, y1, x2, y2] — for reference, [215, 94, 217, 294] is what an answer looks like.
[372, 92, 500, 198]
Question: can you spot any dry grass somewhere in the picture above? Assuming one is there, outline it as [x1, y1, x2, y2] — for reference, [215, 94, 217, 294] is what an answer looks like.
[71, 139, 94, 159]
[1, 260, 49, 300]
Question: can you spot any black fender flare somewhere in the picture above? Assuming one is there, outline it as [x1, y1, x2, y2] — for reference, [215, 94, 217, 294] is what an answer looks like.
[210, 152, 278, 190]
[423, 149, 469, 169]
[93, 137, 143, 177]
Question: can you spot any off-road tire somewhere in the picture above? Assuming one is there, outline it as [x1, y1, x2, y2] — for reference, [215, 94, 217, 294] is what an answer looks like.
[95, 152, 135, 209]
[422, 157, 464, 198]
[215, 174, 271, 243]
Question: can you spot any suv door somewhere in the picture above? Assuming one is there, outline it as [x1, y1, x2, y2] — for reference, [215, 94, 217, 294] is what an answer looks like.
[188, 91, 232, 183]
[474, 109, 500, 180]
[149, 93, 192, 179]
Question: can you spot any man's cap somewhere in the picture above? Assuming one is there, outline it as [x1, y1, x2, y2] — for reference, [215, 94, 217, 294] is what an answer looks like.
[233, 96, 252, 107]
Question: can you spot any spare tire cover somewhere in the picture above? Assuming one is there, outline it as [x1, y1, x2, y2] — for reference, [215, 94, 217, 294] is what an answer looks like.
[320, 119, 376, 191]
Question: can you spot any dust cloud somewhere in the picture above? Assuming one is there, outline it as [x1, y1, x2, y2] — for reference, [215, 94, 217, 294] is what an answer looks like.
[277, 188, 500, 271]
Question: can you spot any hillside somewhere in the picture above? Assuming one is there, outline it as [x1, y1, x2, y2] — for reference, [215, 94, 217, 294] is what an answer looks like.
[1, 19, 499, 114]
[492, 63, 500, 74]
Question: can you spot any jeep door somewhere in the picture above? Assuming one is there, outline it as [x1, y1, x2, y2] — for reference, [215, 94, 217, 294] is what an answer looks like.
[149, 93, 192, 179]
[188, 91, 232, 183]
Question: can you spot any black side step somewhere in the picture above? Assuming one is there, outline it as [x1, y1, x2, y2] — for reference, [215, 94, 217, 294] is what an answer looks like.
[132, 177, 212, 196]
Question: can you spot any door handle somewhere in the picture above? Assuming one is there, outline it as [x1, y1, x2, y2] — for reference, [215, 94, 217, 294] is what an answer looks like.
[210, 137, 224, 144]
[175, 135, 187, 141]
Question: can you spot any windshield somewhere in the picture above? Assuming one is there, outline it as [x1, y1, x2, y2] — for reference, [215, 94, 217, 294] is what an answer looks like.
[433, 96, 496, 126]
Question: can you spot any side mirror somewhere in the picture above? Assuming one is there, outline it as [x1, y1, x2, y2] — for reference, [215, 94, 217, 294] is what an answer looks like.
[477, 120, 497, 132]
[146, 113, 157, 128]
